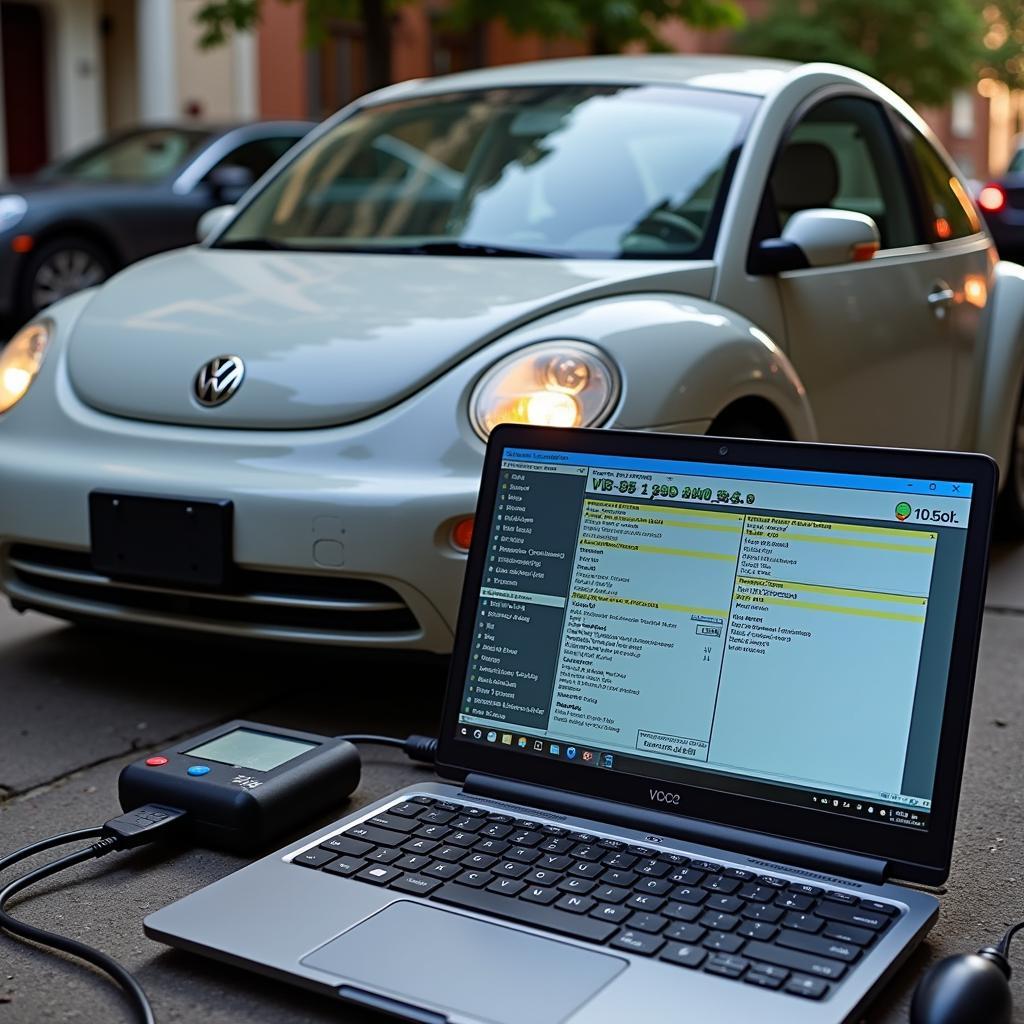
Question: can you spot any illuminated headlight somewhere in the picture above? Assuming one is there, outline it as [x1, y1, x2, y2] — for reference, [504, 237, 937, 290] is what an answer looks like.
[470, 341, 620, 440]
[0, 195, 27, 233]
[0, 321, 50, 414]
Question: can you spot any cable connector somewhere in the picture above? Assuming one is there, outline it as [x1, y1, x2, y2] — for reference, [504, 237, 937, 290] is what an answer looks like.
[402, 735, 439, 764]
[102, 805, 187, 849]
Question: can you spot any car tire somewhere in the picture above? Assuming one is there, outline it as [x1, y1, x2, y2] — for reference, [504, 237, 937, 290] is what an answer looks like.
[997, 384, 1024, 536]
[20, 235, 113, 316]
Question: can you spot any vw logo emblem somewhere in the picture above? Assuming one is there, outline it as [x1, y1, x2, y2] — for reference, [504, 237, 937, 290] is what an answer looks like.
[194, 355, 245, 407]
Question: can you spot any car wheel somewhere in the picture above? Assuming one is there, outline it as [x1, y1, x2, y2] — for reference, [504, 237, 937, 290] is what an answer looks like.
[21, 236, 113, 315]
[997, 385, 1024, 535]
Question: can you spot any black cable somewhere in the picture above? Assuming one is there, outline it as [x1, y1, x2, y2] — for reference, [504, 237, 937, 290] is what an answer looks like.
[998, 919, 1024, 959]
[0, 826, 105, 874]
[0, 841, 155, 1024]
[337, 733, 439, 764]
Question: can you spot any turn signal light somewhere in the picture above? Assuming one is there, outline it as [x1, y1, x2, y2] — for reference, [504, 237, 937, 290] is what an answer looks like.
[852, 241, 879, 262]
[978, 184, 1007, 213]
[451, 517, 474, 551]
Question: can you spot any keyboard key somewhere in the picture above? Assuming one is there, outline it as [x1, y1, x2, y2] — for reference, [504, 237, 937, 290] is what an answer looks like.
[367, 847, 402, 864]
[367, 813, 418, 834]
[788, 883, 822, 898]
[558, 877, 596, 895]
[555, 895, 595, 915]
[539, 837, 574, 854]
[634, 877, 672, 895]
[660, 943, 707, 969]
[420, 809, 455, 825]
[454, 870, 493, 889]
[391, 875, 442, 896]
[480, 822, 513, 840]
[704, 954, 749, 979]
[460, 807, 488, 818]
[571, 845, 604, 862]
[664, 903, 703, 923]
[567, 861, 605, 879]
[487, 878, 526, 897]
[432, 846, 466, 863]
[602, 852, 637, 870]
[602, 869, 638, 887]
[485, 813, 512, 824]
[593, 886, 630, 904]
[742, 903, 783, 924]
[860, 899, 898, 916]
[445, 831, 477, 848]
[784, 913, 824, 934]
[744, 970, 783, 989]
[816, 902, 889, 931]
[777, 930, 862, 963]
[706, 895, 742, 914]
[670, 886, 707, 905]
[509, 830, 543, 847]
[738, 921, 778, 942]
[395, 854, 432, 872]
[569, 832, 596, 843]
[628, 913, 667, 934]
[521, 886, 559, 905]
[703, 875, 740, 895]
[344, 823, 407, 847]
[322, 856, 367, 877]
[598, 838, 624, 850]
[743, 941, 848, 981]
[403, 837, 440, 855]
[411, 795, 435, 804]
[751, 963, 789, 982]
[493, 861, 529, 879]
[473, 839, 509, 856]
[527, 868, 563, 887]
[538, 854, 572, 872]
[786, 975, 829, 1000]
[704, 932, 744, 954]
[725, 868, 754, 881]
[423, 861, 461, 879]
[635, 859, 670, 878]
[541, 825, 568, 836]
[416, 824, 451, 841]
[739, 884, 775, 903]
[505, 847, 540, 864]
[610, 931, 665, 957]
[824, 922, 875, 947]
[690, 860, 723, 873]
[757, 874, 788, 889]
[627, 893, 666, 912]
[776, 894, 813, 912]
[669, 868, 705, 887]
[450, 816, 483, 833]
[293, 848, 337, 868]
[320, 835, 372, 857]
[823, 891, 858, 905]
[356, 865, 403, 886]
[699, 912, 739, 933]
[590, 903, 632, 922]
[463, 853, 497, 870]
[665, 921, 705, 943]
[433, 884, 616, 943]
[388, 801, 425, 818]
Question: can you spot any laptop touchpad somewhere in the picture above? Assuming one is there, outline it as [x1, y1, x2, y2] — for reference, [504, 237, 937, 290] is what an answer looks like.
[301, 901, 627, 1024]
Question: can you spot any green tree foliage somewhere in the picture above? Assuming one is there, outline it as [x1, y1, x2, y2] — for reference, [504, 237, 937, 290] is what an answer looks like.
[734, 0, 984, 107]
[196, 0, 743, 93]
[979, 2, 1024, 89]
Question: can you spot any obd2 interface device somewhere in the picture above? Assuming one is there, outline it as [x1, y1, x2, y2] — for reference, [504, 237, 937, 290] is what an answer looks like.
[118, 720, 361, 852]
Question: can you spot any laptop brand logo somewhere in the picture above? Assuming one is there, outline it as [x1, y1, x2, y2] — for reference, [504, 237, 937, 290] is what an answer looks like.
[649, 788, 681, 805]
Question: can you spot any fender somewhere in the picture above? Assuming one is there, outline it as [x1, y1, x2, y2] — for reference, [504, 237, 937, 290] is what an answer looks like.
[972, 261, 1024, 484]
[487, 292, 817, 440]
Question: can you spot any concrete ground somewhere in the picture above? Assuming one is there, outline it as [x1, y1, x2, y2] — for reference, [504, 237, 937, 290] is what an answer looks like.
[2, 546, 1024, 1023]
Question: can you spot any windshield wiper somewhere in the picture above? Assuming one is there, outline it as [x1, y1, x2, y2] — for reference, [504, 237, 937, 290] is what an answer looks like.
[388, 240, 558, 259]
[215, 238, 297, 251]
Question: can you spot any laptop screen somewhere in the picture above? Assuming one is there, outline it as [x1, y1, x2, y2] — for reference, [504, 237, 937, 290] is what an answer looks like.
[453, 444, 975, 835]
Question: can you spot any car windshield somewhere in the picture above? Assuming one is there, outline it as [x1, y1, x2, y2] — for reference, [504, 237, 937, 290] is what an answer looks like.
[218, 85, 756, 259]
[46, 128, 211, 183]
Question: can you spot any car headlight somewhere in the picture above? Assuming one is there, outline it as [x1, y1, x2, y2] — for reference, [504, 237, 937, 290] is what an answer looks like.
[470, 341, 620, 440]
[0, 321, 50, 414]
[0, 195, 27, 233]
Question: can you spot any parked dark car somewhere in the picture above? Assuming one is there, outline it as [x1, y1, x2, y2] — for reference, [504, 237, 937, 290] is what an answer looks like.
[0, 121, 314, 321]
[976, 147, 1024, 260]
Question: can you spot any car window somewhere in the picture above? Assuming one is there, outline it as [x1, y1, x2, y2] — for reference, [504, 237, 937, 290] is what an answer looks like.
[902, 127, 981, 241]
[207, 136, 302, 180]
[49, 128, 210, 183]
[768, 96, 920, 250]
[217, 85, 757, 260]
[1009, 149, 1024, 173]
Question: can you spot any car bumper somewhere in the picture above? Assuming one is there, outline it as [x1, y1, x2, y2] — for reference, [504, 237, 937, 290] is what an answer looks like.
[0, 343, 485, 654]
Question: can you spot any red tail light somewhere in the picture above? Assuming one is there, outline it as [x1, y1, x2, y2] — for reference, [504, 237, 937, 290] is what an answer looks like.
[978, 184, 1007, 213]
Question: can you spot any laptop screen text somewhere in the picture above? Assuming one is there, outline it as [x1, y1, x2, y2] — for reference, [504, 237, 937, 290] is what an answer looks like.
[455, 447, 974, 833]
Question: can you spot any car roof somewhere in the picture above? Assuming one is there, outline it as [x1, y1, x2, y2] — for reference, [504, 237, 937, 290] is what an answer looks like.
[387, 55, 800, 99]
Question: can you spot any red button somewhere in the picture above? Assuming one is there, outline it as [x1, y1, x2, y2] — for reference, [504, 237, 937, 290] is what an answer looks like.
[145, 756, 169, 766]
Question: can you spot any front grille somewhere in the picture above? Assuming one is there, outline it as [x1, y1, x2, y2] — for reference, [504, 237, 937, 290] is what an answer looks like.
[4, 543, 420, 642]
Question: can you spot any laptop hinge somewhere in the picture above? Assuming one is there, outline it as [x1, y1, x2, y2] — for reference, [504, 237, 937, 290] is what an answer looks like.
[462, 774, 889, 885]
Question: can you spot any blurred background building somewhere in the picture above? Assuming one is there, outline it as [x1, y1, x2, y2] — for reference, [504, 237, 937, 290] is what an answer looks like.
[0, 0, 1014, 181]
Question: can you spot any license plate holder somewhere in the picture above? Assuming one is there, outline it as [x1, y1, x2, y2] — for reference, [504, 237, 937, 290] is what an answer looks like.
[89, 492, 233, 588]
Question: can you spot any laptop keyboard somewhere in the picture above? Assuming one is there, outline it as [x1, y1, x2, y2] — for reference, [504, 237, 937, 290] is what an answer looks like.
[292, 796, 901, 1002]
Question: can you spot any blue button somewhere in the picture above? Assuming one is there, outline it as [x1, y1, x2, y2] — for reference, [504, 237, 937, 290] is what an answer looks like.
[187, 765, 211, 776]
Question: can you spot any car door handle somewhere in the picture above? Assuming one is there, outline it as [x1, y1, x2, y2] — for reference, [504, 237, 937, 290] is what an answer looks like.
[927, 284, 955, 306]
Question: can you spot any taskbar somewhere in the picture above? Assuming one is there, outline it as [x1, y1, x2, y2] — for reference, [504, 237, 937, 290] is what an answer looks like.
[456, 722, 930, 832]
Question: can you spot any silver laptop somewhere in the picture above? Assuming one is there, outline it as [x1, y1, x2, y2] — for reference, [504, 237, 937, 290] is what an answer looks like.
[146, 425, 996, 1023]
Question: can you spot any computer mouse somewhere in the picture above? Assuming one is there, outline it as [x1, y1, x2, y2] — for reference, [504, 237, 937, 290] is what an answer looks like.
[909, 948, 1012, 1024]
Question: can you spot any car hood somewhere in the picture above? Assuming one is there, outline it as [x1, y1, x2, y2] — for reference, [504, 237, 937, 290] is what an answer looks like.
[66, 247, 713, 429]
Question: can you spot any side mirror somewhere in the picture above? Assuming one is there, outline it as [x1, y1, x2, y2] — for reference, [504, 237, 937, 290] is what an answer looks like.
[207, 164, 255, 204]
[752, 209, 881, 274]
[196, 204, 235, 243]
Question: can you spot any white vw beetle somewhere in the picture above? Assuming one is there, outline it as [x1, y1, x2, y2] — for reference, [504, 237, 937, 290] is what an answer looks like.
[0, 55, 1020, 653]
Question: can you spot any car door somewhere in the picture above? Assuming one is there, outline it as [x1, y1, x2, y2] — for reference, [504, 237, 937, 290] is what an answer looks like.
[761, 95, 955, 448]
[894, 120, 993, 451]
